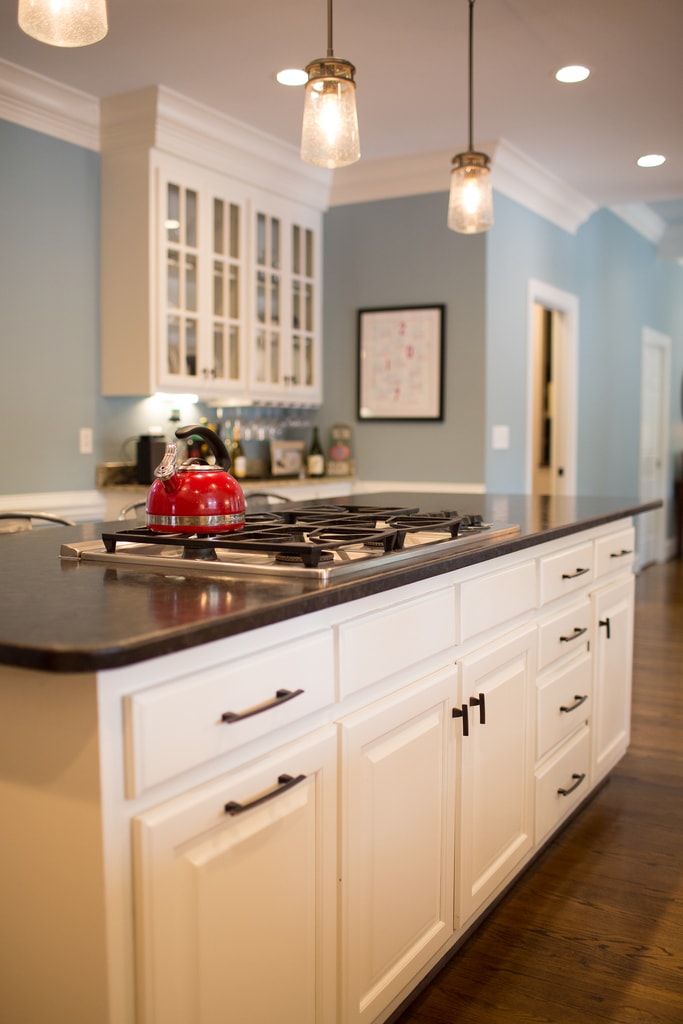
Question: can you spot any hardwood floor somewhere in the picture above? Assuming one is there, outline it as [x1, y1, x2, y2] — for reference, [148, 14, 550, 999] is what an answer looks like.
[394, 558, 683, 1024]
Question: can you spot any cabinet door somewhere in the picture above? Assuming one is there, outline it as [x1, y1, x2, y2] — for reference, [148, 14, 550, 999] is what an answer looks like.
[133, 727, 336, 1024]
[340, 668, 455, 1024]
[250, 194, 322, 404]
[592, 575, 635, 782]
[457, 626, 536, 926]
[155, 156, 248, 398]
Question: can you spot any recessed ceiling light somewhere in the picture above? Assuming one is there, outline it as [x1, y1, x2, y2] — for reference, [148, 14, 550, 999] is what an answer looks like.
[555, 65, 590, 83]
[276, 68, 308, 87]
[637, 154, 666, 168]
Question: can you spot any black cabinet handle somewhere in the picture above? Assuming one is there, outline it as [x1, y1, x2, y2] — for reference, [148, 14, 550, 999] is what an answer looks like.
[224, 773, 306, 815]
[559, 626, 588, 643]
[610, 548, 633, 558]
[452, 704, 469, 736]
[557, 772, 586, 797]
[599, 617, 611, 640]
[561, 567, 590, 580]
[469, 692, 486, 725]
[560, 693, 589, 713]
[221, 688, 304, 723]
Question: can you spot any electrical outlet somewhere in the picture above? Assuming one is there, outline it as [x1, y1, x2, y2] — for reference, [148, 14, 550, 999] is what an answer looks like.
[79, 427, 93, 455]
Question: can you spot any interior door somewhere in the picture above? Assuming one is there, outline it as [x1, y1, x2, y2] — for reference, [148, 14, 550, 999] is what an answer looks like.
[637, 328, 670, 567]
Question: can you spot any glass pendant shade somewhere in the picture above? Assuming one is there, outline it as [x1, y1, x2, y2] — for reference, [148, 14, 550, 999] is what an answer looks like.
[448, 152, 494, 234]
[18, 0, 108, 47]
[301, 58, 360, 169]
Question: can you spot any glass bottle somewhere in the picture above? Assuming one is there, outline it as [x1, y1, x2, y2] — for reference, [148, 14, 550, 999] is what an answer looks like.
[307, 426, 325, 477]
[231, 421, 247, 479]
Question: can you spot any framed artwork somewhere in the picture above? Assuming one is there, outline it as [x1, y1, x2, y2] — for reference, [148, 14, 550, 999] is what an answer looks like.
[357, 304, 445, 421]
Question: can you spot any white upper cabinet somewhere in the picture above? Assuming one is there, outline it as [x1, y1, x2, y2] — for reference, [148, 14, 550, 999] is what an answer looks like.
[100, 86, 328, 404]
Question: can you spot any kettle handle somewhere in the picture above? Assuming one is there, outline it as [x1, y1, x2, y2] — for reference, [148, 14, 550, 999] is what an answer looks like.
[175, 424, 232, 471]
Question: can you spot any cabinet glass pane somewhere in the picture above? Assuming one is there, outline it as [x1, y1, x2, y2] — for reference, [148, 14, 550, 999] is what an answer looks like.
[257, 213, 266, 266]
[213, 260, 224, 317]
[271, 218, 280, 269]
[270, 333, 280, 382]
[255, 331, 266, 382]
[185, 254, 197, 312]
[292, 225, 300, 275]
[213, 199, 224, 256]
[167, 250, 180, 308]
[291, 335, 301, 385]
[213, 324, 224, 379]
[292, 279, 301, 329]
[271, 274, 280, 325]
[304, 338, 313, 386]
[229, 266, 239, 318]
[305, 228, 313, 277]
[185, 190, 197, 247]
[229, 203, 239, 260]
[257, 271, 266, 323]
[186, 318, 197, 376]
[229, 326, 240, 379]
[305, 283, 313, 332]
[166, 184, 180, 243]
[166, 314, 180, 375]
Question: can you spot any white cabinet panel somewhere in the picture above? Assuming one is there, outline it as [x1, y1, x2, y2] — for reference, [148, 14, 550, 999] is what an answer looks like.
[458, 560, 537, 641]
[595, 526, 635, 577]
[537, 651, 592, 759]
[535, 724, 590, 844]
[537, 597, 591, 671]
[592, 575, 635, 782]
[539, 541, 594, 604]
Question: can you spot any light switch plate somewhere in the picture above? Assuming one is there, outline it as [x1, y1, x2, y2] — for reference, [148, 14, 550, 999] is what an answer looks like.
[492, 424, 510, 450]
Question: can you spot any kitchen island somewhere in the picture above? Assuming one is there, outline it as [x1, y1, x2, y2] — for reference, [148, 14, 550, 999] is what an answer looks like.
[0, 492, 659, 1024]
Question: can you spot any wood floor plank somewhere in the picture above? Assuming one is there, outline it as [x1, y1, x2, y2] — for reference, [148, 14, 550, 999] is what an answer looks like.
[394, 559, 683, 1024]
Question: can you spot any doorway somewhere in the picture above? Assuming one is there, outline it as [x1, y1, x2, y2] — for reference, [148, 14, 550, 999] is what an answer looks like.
[526, 280, 578, 495]
[637, 327, 670, 567]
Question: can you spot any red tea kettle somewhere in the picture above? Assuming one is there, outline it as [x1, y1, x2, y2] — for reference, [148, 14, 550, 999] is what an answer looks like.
[146, 424, 246, 534]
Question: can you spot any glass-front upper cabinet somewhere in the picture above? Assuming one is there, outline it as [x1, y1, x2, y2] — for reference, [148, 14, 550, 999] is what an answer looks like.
[156, 158, 247, 398]
[250, 193, 321, 404]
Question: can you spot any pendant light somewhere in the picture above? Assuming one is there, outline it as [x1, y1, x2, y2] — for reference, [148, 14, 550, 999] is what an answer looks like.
[301, 0, 360, 169]
[448, 0, 493, 234]
[18, 0, 108, 48]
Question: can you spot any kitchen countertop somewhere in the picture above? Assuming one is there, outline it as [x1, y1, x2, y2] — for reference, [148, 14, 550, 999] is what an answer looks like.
[0, 492, 660, 674]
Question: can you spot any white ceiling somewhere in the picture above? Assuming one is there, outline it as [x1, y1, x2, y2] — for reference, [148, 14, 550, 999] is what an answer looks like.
[1, 0, 682, 226]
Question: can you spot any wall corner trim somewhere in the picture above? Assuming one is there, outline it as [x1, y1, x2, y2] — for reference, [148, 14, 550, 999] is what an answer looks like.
[0, 58, 99, 150]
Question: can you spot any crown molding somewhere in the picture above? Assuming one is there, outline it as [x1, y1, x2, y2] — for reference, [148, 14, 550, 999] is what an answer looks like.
[328, 137, 597, 234]
[0, 58, 99, 150]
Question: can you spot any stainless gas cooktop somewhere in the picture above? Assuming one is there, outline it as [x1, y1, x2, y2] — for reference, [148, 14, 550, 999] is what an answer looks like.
[60, 504, 521, 583]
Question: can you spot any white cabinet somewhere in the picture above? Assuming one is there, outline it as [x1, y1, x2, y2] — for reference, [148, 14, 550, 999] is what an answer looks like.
[456, 626, 536, 925]
[339, 669, 455, 1024]
[101, 135, 322, 403]
[133, 726, 337, 1024]
[591, 575, 635, 783]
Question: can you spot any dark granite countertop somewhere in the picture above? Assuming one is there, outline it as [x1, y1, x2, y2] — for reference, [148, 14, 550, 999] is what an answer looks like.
[0, 492, 660, 674]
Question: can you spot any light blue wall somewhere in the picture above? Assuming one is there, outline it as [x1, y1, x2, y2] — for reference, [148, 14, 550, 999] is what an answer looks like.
[2, 118, 682, 519]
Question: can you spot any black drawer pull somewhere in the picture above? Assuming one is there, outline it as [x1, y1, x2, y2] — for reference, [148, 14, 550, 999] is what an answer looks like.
[560, 693, 588, 713]
[452, 704, 469, 736]
[224, 773, 306, 815]
[599, 617, 611, 640]
[610, 548, 633, 558]
[221, 688, 304, 723]
[559, 626, 588, 643]
[561, 567, 590, 580]
[557, 772, 586, 797]
[469, 692, 487, 725]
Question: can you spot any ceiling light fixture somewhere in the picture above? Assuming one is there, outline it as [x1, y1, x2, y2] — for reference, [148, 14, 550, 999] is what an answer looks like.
[18, 0, 108, 47]
[277, 68, 308, 87]
[555, 65, 590, 84]
[448, 0, 493, 234]
[300, 0, 360, 169]
[637, 153, 666, 168]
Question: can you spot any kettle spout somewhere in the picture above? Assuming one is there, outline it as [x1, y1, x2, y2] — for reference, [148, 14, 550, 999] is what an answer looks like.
[154, 442, 182, 494]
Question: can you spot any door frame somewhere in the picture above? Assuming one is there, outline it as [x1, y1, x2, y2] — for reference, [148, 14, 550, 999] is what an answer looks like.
[637, 326, 670, 566]
[526, 280, 579, 495]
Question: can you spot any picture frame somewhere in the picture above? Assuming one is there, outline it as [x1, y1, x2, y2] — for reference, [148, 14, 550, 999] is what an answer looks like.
[269, 439, 305, 477]
[357, 305, 445, 421]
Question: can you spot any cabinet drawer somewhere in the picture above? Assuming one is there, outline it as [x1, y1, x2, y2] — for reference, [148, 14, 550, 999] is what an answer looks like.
[338, 587, 455, 698]
[535, 725, 590, 844]
[595, 527, 635, 577]
[539, 542, 594, 604]
[538, 598, 591, 671]
[537, 651, 592, 759]
[124, 630, 334, 796]
[458, 560, 537, 641]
